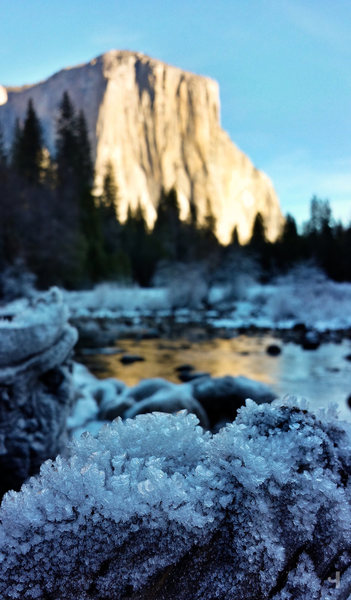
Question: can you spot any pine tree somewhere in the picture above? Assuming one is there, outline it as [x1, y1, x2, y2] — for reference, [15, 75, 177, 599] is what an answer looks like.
[0, 123, 7, 168]
[277, 213, 301, 268]
[248, 212, 273, 278]
[101, 162, 118, 220]
[55, 91, 78, 187]
[306, 196, 332, 235]
[11, 119, 22, 169]
[189, 200, 198, 228]
[56, 96, 93, 191]
[98, 163, 130, 280]
[203, 199, 216, 239]
[192, 198, 219, 262]
[11, 100, 43, 184]
[121, 203, 159, 285]
[230, 226, 240, 247]
[250, 212, 266, 247]
[55, 92, 107, 283]
[153, 187, 182, 261]
[75, 110, 94, 190]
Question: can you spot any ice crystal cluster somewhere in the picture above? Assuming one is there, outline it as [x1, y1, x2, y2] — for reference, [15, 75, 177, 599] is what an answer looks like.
[0, 400, 350, 599]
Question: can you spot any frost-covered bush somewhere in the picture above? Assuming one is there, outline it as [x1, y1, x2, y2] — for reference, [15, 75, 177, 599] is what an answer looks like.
[165, 262, 209, 309]
[210, 250, 260, 303]
[1, 399, 350, 599]
[262, 265, 351, 329]
[63, 284, 168, 318]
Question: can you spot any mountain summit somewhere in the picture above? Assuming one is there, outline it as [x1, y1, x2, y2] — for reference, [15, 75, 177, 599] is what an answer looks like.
[0, 50, 283, 243]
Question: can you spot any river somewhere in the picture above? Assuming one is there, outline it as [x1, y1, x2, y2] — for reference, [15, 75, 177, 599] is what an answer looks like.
[79, 333, 351, 422]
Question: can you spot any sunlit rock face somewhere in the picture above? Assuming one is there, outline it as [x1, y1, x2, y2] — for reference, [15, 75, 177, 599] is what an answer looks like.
[0, 51, 284, 243]
[0, 85, 7, 106]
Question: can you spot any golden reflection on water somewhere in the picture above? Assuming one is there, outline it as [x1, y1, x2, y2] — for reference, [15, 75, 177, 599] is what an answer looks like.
[83, 335, 280, 387]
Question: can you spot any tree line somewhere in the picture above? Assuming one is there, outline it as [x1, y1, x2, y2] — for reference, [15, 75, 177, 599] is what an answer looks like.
[0, 93, 350, 294]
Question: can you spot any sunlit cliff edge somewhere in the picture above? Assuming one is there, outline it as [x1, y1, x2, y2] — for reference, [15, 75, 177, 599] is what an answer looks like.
[0, 50, 284, 244]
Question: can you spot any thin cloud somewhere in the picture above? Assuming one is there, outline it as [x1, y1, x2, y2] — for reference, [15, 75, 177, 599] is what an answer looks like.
[90, 29, 142, 50]
[275, 0, 351, 52]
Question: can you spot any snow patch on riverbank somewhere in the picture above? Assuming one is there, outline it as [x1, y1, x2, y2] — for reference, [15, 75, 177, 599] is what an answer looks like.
[62, 267, 351, 332]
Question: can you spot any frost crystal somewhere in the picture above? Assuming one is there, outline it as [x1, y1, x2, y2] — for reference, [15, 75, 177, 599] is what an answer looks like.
[0, 399, 350, 599]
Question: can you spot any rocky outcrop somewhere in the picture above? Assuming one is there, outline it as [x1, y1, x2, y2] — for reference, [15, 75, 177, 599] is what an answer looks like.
[0, 289, 78, 496]
[0, 50, 284, 243]
[0, 85, 7, 106]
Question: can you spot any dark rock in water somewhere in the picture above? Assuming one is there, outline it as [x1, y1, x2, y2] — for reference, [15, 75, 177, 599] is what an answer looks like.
[292, 322, 307, 333]
[136, 328, 160, 339]
[347, 395, 351, 410]
[175, 364, 209, 382]
[0, 288, 77, 497]
[345, 354, 351, 362]
[120, 354, 145, 365]
[99, 396, 135, 421]
[186, 327, 208, 342]
[124, 378, 174, 402]
[80, 346, 123, 356]
[302, 330, 321, 350]
[218, 328, 236, 339]
[74, 319, 120, 349]
[266, 343, 281, 356]
[178, 371, 210, 383]
[87, 379, 126, 406]
[124, 387, 209, 428]
[175, 364, 195, 373]
[192, 375, 277, 428]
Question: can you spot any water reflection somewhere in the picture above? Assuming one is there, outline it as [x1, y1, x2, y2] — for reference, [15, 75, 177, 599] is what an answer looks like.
[79, 334, 351, 421]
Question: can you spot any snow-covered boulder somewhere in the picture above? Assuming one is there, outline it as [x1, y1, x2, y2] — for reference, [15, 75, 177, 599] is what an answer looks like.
[192, 374, 277, 427]
[124, 385, 209, 428]
[0, 289, 77, 496]
[98, 394, 135, 421]
[0, 288, 69, 368]
[123, 377, 174, 402]
[0, 400, 350, 599]
[69, 367, 277, 434]
[69, 365, 130, 429]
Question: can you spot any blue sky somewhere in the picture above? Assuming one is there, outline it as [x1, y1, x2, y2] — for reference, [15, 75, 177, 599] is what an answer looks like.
[0, 0, 350, 225]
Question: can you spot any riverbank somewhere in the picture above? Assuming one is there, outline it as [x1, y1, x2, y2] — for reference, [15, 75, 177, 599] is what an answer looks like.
[62, 268, 351, 350]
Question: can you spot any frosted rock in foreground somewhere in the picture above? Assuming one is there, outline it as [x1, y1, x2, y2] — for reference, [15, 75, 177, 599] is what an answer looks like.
[0, 289, 78, 496]
[0, 400, 350, 599]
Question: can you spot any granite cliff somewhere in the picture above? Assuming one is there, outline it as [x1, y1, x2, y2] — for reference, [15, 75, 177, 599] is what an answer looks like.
[0, 50, 283, 244]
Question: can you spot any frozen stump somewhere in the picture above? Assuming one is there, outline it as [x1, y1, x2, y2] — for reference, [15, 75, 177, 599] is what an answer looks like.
[0, 400, 350, 599]
[0, 288, 78, 496]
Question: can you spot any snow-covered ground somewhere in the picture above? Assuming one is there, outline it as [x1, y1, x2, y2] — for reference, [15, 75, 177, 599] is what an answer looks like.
[62, 267, 351, 333]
